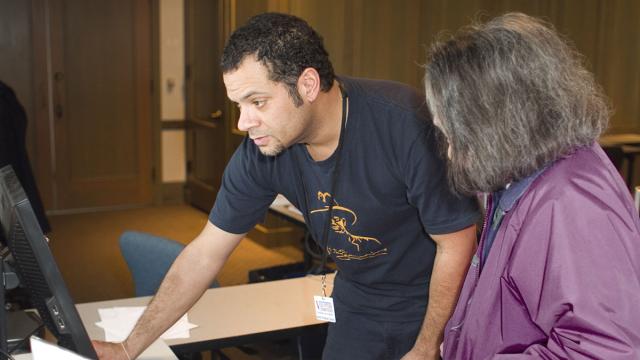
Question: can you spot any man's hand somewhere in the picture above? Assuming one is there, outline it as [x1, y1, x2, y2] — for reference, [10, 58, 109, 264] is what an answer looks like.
[92, 340, 129, 360]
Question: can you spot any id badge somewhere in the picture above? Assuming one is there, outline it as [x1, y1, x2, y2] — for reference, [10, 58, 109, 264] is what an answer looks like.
[313, 295, 336, 322]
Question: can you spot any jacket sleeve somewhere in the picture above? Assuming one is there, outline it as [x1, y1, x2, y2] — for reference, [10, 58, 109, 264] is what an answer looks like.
[490, 191, 640, 359]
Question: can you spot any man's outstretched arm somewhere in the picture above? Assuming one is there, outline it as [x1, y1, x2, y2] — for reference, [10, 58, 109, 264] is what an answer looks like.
[93, 221, 245, 360]
[402, 225, 477, 360]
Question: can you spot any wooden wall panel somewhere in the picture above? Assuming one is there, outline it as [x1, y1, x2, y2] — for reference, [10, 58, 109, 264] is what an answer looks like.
[62, 0, 138, 178]
[592, 0, 640, 132]
[478, 0, 553, 18]
[288, 0, 350, 75]
[354, 0, 423, 87]
[234, 0, 268, 26]
[548, 0, 603, 72]
[230, 0, 640, 135]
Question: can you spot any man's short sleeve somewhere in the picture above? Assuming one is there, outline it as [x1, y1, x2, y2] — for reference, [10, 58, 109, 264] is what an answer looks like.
[209, 137, 277, 234]
[404, 123, 480, 235]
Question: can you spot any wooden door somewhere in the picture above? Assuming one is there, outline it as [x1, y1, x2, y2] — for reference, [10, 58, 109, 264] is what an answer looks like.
[46, 0, 153, 210]
[184, 0, 228, 212]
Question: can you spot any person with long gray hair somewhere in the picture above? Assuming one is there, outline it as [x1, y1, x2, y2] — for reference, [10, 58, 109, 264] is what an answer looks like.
[424, 12, 640, 359]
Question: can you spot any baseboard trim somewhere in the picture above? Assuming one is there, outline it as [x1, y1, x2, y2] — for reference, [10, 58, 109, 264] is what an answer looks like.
[161, 182, 185, 205]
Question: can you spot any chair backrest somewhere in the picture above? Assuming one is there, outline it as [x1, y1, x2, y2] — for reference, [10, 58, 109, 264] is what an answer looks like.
[119, 231, 218, 297]
[602, 145, 625, 171]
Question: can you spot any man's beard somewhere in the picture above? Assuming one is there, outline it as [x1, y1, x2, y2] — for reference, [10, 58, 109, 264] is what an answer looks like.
[258, 141, 285, 157]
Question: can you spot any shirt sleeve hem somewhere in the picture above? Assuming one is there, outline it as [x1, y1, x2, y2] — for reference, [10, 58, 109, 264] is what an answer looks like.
[209, 216, 254, 235]
[424, 212, 480, 235]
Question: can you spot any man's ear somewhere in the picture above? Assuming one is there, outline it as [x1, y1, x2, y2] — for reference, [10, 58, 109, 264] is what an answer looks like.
[297, 68, 321, 103]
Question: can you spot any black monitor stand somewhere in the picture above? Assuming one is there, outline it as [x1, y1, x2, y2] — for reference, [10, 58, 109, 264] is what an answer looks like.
[1, 250, 20, 360]
[1, 251, 10, 359]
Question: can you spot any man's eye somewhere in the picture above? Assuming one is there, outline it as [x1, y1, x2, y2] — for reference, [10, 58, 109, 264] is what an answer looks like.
[253, 100, 265, 108]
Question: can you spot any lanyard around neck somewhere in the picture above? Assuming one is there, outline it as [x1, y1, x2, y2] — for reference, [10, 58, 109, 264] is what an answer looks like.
[296, 86, 349, 276]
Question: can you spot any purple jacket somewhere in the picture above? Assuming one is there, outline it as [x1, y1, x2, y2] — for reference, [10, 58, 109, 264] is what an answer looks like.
[443, 144, 640, 359]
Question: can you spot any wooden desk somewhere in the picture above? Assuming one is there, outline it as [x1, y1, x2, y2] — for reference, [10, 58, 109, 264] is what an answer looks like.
[77, 274, 334, 353]
[14, 338, 177, 360]
[599, 133, 640, 147]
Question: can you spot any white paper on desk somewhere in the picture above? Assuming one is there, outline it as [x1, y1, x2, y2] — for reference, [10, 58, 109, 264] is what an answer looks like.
[95, 306, 197, 342]
[30, 336, 90, 360]
[286, 204, 303, 215]
[271, 194, 291, 207]
[271, 194, 303, 215]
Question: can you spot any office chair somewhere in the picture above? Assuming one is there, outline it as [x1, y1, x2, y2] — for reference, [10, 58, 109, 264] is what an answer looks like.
[602, 145, 625, 171]
[118, 231, 220, 297]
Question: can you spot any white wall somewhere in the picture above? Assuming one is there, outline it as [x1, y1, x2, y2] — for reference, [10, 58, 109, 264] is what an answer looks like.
[159, 0, 186, 183]
[161, 130, 186, 182]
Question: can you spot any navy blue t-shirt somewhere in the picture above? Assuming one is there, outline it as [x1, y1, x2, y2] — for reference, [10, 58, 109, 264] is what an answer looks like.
[210, 77, 479, 321]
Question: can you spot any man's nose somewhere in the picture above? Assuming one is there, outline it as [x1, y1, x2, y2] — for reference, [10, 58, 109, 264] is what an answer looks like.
[237, 109, 259, 132]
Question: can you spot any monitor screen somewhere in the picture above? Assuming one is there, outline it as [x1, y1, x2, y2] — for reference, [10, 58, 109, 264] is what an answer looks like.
[0, 165, 97, 358]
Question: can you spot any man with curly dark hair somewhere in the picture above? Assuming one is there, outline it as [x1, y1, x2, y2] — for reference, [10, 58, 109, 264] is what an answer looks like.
[94, 13, 479, 360]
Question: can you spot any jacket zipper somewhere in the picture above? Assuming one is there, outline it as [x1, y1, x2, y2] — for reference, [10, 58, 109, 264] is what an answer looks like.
[476, 193, 493, 280]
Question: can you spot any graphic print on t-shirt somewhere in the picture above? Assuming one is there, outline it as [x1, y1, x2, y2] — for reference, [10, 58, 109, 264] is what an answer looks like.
[311, 191, 389, 261]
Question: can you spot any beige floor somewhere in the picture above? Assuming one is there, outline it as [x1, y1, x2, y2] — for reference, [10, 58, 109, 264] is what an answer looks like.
[47, 204, 304, 303]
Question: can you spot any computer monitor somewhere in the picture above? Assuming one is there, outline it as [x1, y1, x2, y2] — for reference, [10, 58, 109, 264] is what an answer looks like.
[0, 165, 97, 359]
